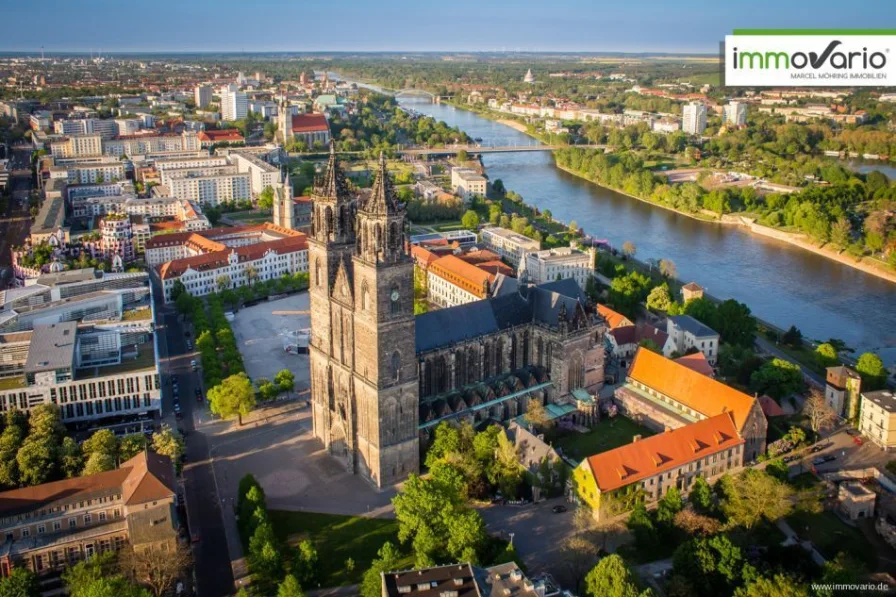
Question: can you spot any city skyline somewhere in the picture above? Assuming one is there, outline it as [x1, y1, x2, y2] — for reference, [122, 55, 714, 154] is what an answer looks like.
[3, 0, 895, 54]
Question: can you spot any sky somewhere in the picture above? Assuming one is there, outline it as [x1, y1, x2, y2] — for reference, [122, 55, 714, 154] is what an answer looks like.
[4, 0, 896, 54]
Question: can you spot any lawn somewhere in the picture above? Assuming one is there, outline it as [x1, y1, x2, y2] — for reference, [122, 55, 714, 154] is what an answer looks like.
[554, 416, 655, 462]
[267, 510, 413, 587]
[786, 510, 875, 562]
[226, 210, 271, 224]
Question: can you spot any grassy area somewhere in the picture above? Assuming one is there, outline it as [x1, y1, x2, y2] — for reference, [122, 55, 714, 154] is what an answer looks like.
[121, 308, 152, 321]
[554, 416, 655, 461]
[766, 414, 811, 444]
[785, 510, 875, 562]
[788, 472, 821, 490]
[226, 210, 272, 224]
[267, 510, 413, 587]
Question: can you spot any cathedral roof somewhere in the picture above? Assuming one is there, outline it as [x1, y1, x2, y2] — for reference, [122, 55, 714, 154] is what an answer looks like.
[415, 281, 585, 353]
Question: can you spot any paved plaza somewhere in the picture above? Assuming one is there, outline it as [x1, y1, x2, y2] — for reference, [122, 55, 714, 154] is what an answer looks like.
[230, 293, 311, 387]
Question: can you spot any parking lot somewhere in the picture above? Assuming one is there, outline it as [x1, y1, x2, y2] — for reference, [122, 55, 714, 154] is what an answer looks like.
[229, 292, 311, 388]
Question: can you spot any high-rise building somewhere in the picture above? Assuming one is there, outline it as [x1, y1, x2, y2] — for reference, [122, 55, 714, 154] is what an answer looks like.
[220, 84, 248, 122]
[723, 101, 747, 127]
[682, 102, 707, 135]
[194, 84, 212, 108]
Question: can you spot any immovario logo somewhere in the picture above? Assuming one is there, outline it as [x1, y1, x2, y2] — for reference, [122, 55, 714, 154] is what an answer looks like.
[725, 29, 896, 87]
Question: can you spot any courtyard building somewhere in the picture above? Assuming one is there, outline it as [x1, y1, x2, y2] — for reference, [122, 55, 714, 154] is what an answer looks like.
[574, 412, 744, 520]
[615, 347, 767, 461]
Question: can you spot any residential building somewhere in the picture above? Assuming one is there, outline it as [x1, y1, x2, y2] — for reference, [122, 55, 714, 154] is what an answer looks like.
[229, 151, 279, 196]
[99, 214, 135, 263]
[382, 563, 481, 597]
[666, 315, 720, 365]
[723, 101, 748, 127]
[607, 323, 672, 362]
[574, 412, 744, 519]
[113, 119, 141, 137]
[165, 171, 251, 207]
[615, 347, 767, 461]
[50, 134, 103, 159]
[220, 84, 248, 122]
[196, 129, 245, 148]
[480, 227, 541, 267]
[53, 119, 116, 140]
[427, 254, 496, 308]
[151, 224, 308, 302]
[450, 167, 487, 201]
[28, 111, 51, 131]
[522, 246, 591, 289]
[682, 102, 707, 135]
[0, 451, 176, 578]
[859, 390, 896, 450]
[194, 84, 212, 108]
[825, 365, 862, 420]
[0, 320, 160, 423]
[62, 160, 125, 185]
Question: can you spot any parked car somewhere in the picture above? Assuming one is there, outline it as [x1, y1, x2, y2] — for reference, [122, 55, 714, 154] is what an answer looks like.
[783, 455, 799, 463]
[173, 403, 181, 413]
[846, 429, 860, 437]
[812, 457, 826, 466]
[552, 505, 568, 513]
[810, 442, 833, 453]
[190, 359, 198, 371]
[186, 341, 193, 351]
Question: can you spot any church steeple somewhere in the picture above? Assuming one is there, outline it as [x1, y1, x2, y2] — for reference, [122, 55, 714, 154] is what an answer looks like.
[310, 141, 355, 245]
[356, 153, 408, 265]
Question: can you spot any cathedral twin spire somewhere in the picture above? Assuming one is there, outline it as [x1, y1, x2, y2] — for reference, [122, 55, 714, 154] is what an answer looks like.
[362, 152, 402, 216]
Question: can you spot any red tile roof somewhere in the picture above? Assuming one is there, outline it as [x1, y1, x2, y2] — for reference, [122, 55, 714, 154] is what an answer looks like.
[428, 254, 496, 298]
[291, 113, 330, 133]
[198, 129, 245, 143]
[597, 304, 633, 330]
[758, 395, 786, 418]
[158, 234, 308, 280]
[628, 347, 758, 433]
[674, 352, 715, 378]
[583, 413, 743, 493]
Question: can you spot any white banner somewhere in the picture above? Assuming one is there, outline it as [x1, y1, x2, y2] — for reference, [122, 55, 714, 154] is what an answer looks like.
[724, 33, 896, 87]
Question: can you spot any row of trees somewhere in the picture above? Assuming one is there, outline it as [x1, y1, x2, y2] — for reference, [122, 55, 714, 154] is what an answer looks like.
[237, 474, 312, 596]
[0, 405, 185, 490]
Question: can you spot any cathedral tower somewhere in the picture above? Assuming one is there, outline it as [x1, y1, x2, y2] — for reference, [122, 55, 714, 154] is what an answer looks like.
[307, 147, 419, 487]
[272, 168, 294, 230]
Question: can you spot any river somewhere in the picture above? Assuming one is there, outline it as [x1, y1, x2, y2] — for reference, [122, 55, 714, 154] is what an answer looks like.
[393, 97, 896, 368]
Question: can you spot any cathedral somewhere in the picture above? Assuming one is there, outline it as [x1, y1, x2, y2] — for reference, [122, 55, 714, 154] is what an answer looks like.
[308, 146, 605, 488]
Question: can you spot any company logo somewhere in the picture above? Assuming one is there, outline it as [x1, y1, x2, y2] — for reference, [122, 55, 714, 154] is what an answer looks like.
[724, 30, 896, 87]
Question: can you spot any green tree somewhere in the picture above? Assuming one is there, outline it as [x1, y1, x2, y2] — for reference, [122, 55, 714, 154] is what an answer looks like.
[360, 542, 401, 597]
[425, 422, 463, 468]
[646, 283, 672, 311]
[118, 434, 147, 461]
[151, 427, 185, 469]
[461, 210, 480, 230]
[208, 373, 257, 424]
[258, 186, 275, 211]
[750, 358, 804, 399]
[0, 568, 39, 597]
[829, 216, 851, 250]
[689, 476, 714, 514]
[170, 279, 187, 302]
[584, 554, 641, 597]
[456, 149, 469, 162]
[82, 429, 119, 461]
[672, 535, 744, 595]
[293, 539, 319, 588]
[82, 452, 116, 475]
[487, 429, 523, 499]
[626, 503, 656, 551]
[683, 297, 718, 330]
[656, 487, 684, 528]
[781, 325, 802, 347]
[63, 552, 151, 597]
[814, 343, 839, 368]
[855, 352, 886, 390]
[277, 575, 305, 597]
[248, 522, 284, 592]
[0, 414, 25, 488]
[720, 469, 794, 529]
[274, 369, 296, 397]
[59, 436, 84, 479]
[715, 299, 756, 348]
[733, 574, 808, 597]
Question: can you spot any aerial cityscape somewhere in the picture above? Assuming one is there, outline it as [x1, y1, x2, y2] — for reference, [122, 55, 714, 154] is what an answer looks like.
[0, 2, 895, 597]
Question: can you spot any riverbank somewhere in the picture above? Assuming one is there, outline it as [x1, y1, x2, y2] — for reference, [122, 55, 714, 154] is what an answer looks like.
[553, 163, 896, 285]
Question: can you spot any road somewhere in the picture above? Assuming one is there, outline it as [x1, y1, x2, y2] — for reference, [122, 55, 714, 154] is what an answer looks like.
[754, 335, 824, 386]
[152, 286, 236, 596]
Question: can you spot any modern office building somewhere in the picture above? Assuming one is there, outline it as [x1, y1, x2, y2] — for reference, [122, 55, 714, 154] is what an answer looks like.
[480, 227, 541, 266]
[450, 167, 487, 201]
